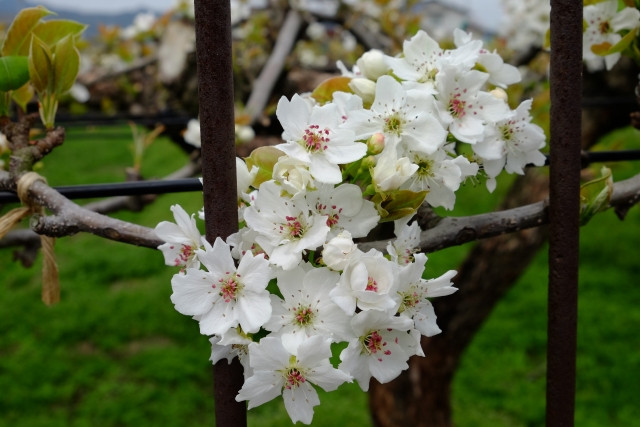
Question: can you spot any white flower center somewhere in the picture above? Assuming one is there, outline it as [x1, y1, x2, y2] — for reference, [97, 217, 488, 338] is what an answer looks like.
[360, 330, 392, 359]
[398, 288, 421, 313]
[214, 272, 244, 302]
[448, 92, 467, 118]
[383, 112, 406, 136]
[315, 202, 343, 228]
[173, 244, 194, 266]
[300, 124, 330, 153]
[280, 215, 307, 240]
[366, 276, 378, 292]
[293, 305, 315, 326]
[418, 67, 439, 84]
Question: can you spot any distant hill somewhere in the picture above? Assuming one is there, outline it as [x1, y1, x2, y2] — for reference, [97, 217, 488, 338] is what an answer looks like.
[0, 0, 152, 37]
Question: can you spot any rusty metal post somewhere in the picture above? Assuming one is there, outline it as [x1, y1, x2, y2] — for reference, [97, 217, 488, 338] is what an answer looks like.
[193, 1, 245, 426]
[547, 0, 582, 426]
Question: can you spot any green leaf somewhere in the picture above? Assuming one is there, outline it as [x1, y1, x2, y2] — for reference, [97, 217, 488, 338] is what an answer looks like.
[376, 190, 427, 223]
[591, 28, 637, 57]
[607, 28, 637, 54]
[310, 77, 354, 105]
[32, 20, 87, 50]
[0, 56, 30, 92]
[53, 35, 80, 96]
[544, 28, 551, 50]
[580, 166, 613, 226]
[12, 82, 34, 111]
[28, 35, 53, 94]
[1, 6, 54, 56]
[244, 146, 284, 188]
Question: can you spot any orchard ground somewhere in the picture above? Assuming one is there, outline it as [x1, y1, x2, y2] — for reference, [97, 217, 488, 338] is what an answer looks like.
[0, 125, 639, 427]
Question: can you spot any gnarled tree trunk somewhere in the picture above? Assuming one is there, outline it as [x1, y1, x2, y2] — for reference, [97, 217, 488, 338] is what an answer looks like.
[369, 169, 550, 427]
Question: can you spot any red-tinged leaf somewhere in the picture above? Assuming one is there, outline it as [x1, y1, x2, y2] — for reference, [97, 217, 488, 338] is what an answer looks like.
[244, 146, 285, 188]
[311, 76, 354, 105]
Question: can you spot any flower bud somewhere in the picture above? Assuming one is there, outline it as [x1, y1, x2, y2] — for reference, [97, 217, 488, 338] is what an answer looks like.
[348, 78, 376, 105]
[372, 148, 418, 192]
[356, 49, 388, 81]
[235, 125, 255, 143]
[273, 157, 314, 196]
[366, 133, 385, 155]
[322, 231, 360, 271]
[489, 88, 508, 102]
[361, 155, 376, 169]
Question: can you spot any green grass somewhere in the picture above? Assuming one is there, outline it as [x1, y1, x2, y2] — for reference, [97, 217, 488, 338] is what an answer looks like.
[1, 125, 640, 426]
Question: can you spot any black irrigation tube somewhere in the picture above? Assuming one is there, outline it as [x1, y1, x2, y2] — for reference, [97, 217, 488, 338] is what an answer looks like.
[0, 179, 202, 204]
[1, 150, 639, 205]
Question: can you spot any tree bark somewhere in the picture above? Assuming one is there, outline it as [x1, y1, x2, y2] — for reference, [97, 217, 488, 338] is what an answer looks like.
[369, 169, 550, 427]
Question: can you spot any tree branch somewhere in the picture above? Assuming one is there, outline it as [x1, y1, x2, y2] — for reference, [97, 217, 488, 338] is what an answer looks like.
[245, 9, 304, 125]
[359, 172, 640, 254]
[25, 179, 162, 248]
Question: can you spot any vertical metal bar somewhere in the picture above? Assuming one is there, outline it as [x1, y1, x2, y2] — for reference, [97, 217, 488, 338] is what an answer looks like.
[547, 0, 582, 426]
[193, 1, 245, 427]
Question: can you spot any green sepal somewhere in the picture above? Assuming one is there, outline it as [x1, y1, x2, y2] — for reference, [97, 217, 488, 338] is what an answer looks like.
[580, 166, 613, 226]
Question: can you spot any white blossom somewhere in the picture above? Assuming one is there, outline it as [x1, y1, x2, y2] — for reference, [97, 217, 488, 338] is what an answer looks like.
[273, 156, 315, 196]
[276, 94, 367, 184]
[387, 222, 421, 267]
[307, 183, 379, 239]
[342, 75, 447, 154]
[338, 310, 418, 391]
[227, 227, 274, 262]
[155, 204, 202, 270]
[434, 65, 512, 144]
[332, 91, 363, 123]
[236, 336, 352, 424]
[322, 231, 362, 271]
[170, 237, 272, 335]
[402, 148, 479, 210]
[244, 180, 330, 270]
[384, 30, 442, 92]
[474, 100, 546, 192]
[395, 253, 457, 337]
[209, 327, 254, 379]
[453, 29, 521, 89]
[265, 266, 354, 352]
[329, 249, 398, 315]
[236, 157, 259, 221]
[371, 146, 418, 193]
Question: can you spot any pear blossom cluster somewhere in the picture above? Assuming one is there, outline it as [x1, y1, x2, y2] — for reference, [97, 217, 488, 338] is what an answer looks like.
[156, 28, 546, 424]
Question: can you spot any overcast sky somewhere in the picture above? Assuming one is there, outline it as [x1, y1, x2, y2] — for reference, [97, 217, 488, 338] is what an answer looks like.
[24, 0, 504, 30]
